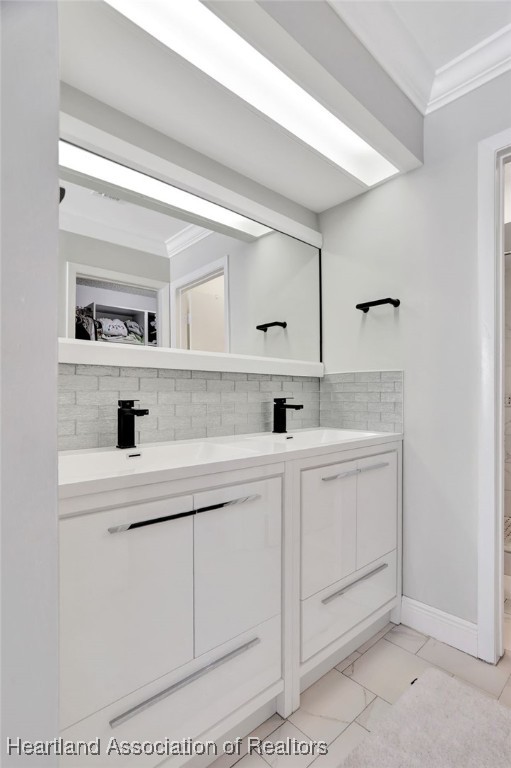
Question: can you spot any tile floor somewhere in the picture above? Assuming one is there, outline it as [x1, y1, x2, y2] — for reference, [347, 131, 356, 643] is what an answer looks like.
[211, 622, 511, 768]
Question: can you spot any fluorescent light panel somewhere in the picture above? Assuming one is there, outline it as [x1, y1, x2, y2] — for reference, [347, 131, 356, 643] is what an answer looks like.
[104, 0, 398, 186]
[58, 141, 272, 239]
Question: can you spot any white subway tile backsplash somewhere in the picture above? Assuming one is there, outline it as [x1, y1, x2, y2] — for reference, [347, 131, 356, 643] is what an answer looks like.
[158, 391, 191, 405]
[98, 376, 138, 391]
[58, 365, 399, 450]
[192, 370, 221, 379]
[176, 378, 207, 391]
[320, 371, 403, 434]
[59, 363, 76, 375]
[58, 364, 320, 449]
[140, 377, 176, 391]
[77, 364, 119, 377]
[60, 375, 98, 391]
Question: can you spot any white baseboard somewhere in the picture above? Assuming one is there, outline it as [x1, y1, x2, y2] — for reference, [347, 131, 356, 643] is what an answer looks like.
[401, 596, 478, 657]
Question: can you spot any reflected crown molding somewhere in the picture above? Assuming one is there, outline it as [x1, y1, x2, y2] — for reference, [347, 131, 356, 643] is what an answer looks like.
[165, 224, 212, 259]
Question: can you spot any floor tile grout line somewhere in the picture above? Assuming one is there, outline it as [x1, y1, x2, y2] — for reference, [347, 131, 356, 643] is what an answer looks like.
[217, 623, 511, 767]
[220, 717, 286, 768]
[256, 721, 318, 768]
[352, 695, 381, 734]
[339, 669, 393, 706]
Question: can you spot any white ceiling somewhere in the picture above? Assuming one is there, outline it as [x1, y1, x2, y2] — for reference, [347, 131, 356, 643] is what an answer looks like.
[391, 1, 511, 70]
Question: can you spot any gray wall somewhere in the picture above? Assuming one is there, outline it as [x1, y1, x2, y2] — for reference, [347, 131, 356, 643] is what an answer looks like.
[1, 2, 59, 761]
[320, 72, 511, 624]
[58, 364, 320, 450]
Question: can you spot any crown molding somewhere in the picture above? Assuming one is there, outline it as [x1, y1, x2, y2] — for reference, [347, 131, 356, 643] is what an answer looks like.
[165, 224, 212, 259]
[329, 2, 511, 116]
[328, 0, 433, 114]
[427, 24, 511, 114]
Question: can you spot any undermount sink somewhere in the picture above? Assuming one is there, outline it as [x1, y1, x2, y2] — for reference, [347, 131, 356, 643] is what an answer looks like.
[59, 440, 258, 484]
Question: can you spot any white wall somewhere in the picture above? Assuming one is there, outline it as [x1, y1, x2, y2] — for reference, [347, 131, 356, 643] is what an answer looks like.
[171, 230, 320, 362]
[1, 1, 59, 760]
[320, 72, 511, 624]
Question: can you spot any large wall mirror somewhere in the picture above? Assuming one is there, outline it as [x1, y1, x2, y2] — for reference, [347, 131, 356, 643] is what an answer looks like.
[59, 142, 321, 365]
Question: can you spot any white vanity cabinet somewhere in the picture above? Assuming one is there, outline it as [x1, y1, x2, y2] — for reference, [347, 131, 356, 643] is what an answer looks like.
[60, 494, 195, 729]
[59, 431, 402, 765]
[300, 449, 400, 664]
[59, 470, 284, 765]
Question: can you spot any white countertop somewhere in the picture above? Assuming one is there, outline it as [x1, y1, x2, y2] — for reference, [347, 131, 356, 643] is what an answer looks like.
[59, 427, 403, 499]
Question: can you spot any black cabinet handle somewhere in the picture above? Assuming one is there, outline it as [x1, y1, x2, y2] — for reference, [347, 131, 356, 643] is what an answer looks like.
[108, 509, 194, 534]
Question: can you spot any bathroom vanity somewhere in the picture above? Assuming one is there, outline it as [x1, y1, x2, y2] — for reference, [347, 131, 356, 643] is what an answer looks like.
[59, 428, 402, 766]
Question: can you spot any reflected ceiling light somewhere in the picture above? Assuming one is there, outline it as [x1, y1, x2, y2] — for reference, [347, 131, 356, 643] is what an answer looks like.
[104, 0, 399, 186]
[58, 141, 272, 239]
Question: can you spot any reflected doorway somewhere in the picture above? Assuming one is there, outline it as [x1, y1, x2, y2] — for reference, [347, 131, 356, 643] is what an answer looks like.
[171, 258, 230, 353]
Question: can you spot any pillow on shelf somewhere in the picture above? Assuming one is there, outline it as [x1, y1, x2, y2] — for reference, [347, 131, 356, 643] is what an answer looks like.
[98, 318, 128, 337]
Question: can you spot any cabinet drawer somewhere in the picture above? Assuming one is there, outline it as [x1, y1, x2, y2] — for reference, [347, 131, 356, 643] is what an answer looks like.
[301, 551, 397, 662]
[301, 460, 357, 599]
[60, 615, 281, 767]
[194, 479, 281, 656]
[60, 495, 194, 729]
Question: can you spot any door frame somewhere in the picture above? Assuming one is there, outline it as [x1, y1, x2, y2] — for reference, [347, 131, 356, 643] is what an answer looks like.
[477, 129, 511, 663]
[170, 256, 230, 352]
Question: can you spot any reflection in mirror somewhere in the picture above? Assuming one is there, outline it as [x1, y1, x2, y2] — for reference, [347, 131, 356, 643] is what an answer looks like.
[59, 147, 320, 363]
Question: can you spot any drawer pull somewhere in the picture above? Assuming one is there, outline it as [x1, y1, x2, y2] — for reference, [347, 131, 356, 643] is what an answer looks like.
[108, 509, 194, 534]
[321, 563, 389, 605]
[109, 637, 261, 729]
[358, 461, 389, 474]
[195, 493, 260, 515]
[322, 468, 360, 482]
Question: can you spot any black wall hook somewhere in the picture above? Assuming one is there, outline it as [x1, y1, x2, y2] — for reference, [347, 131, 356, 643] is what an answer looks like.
[256, 321, 287, 332]
[356, 298, 400, 313]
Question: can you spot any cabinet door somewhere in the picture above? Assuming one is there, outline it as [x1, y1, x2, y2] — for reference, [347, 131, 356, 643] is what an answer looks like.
[194, 479, 281, 657]
[60, 495, 194, 729]
[301, 460, 357, 600]
[357, 452, 397, 569]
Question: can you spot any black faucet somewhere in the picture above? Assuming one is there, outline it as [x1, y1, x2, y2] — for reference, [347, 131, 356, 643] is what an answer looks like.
[273, 397, 304, 434]
[117, 400, 149, 449]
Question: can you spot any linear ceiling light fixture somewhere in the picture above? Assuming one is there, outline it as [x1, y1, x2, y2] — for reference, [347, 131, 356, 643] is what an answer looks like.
[104, 0, 398, 186]
[58, 141, 272, 239]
